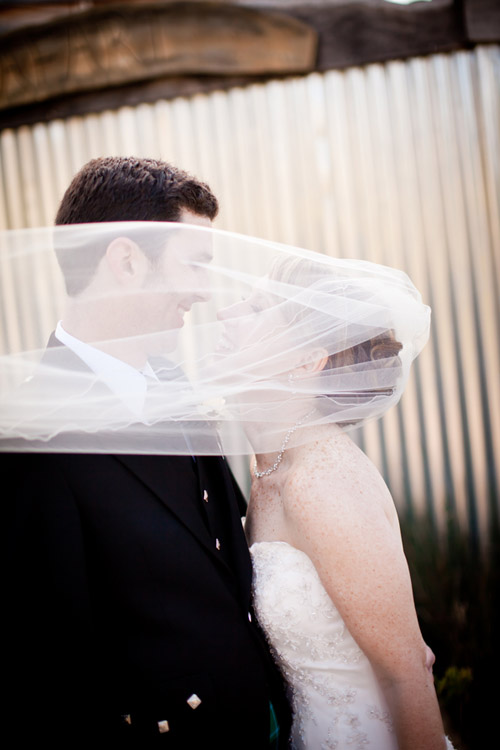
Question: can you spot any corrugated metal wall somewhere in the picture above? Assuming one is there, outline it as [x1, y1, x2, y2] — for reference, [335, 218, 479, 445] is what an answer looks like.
[1, 44, 498, 545]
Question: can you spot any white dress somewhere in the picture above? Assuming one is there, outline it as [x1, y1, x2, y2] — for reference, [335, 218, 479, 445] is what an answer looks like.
[251, 540, 407, 750]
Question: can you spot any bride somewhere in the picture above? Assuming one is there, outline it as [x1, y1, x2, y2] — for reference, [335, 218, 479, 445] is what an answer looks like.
[217, 255, 453, 750]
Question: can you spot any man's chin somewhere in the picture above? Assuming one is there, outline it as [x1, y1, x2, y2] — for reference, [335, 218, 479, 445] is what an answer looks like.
[143, 328, 182, 356]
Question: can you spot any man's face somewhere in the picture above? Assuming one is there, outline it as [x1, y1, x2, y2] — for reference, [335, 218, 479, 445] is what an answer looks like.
[140, 208, 213, 345]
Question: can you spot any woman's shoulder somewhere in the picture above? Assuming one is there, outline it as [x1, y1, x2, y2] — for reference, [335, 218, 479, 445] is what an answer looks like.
[283, 431, 397, 524]
[287, 430, 379, 491]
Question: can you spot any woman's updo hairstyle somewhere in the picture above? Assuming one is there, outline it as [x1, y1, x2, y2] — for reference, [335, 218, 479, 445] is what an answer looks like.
[268, 254, 403, 374]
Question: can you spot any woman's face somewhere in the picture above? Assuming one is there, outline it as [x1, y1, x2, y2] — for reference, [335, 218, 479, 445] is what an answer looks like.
[214, 285, 315, 424]
[216, 282, 291, 358]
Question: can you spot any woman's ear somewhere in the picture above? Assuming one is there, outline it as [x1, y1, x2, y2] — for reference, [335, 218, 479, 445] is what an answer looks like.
[293, 348, 329, 377]
[105, 237, 147, 285]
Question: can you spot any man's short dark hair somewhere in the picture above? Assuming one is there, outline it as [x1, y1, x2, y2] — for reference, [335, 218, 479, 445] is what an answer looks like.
[55, 156, 218, 225]
[54, 156, 218, 295]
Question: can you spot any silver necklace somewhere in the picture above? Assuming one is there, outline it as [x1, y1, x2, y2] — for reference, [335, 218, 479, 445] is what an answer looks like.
[253, 409, 315, 478]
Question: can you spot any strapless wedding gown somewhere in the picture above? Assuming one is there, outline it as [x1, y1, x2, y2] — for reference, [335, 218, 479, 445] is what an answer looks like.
[250, 540, 398, 750]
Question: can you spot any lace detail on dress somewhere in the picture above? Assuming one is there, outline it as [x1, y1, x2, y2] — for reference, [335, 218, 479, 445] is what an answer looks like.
[250, 541, 398, 750]
[251, 541, 363, 665]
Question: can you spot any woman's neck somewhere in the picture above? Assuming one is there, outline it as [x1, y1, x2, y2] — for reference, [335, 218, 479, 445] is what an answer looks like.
[251, 416, 342, 479]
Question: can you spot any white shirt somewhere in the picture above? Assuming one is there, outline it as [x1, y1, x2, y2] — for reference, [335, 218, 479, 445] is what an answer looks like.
[55, 321, 157, 418]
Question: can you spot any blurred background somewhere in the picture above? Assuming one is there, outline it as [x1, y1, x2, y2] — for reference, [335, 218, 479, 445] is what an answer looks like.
[1, 2, 498, 747]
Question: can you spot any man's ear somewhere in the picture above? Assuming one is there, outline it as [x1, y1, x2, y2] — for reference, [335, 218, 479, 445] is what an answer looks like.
[293, 348, 329, 377]
[105, 237, 147, 285]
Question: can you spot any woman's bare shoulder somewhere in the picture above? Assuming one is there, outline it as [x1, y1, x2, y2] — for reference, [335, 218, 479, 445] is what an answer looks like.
[286, 432, 388, 500]
[283, 431, 398, 530]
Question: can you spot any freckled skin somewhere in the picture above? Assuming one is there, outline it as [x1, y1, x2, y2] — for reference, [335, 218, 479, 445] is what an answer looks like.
[246, 426, 448, 750]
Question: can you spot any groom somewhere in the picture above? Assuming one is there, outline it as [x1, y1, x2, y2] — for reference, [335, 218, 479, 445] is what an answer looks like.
[3, 157, 291, 748]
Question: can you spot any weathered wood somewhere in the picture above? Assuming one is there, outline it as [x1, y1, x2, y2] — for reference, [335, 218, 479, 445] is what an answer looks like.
[284, 0, 468, 71]
[0, 73, 273, 128]
[463, 0, 500, 43]
[0, 3, 317, 111]
[0, 0, 498, 130]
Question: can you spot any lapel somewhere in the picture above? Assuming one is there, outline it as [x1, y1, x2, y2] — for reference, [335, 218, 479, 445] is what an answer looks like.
[116, 453, 251, 605]
[43, 334, 252, 601]
[196, 456, 252, 602]
[45, 331, 96, 371]
[115, 453, 213, 556]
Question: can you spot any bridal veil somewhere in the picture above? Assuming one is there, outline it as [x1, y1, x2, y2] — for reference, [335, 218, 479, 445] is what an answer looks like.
[0, 222, 430, 455]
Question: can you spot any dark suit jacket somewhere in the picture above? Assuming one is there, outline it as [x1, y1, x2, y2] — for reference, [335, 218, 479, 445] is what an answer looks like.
[3, 339, 291, 748]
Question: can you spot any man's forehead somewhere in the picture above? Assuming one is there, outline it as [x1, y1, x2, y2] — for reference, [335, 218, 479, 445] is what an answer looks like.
[178, 207, 212, 228]
[164, 225, 213, 262]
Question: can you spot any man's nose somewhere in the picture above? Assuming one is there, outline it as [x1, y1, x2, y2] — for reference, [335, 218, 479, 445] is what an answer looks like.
[193, 267, 213, 303]
[193, 285, 211, 303]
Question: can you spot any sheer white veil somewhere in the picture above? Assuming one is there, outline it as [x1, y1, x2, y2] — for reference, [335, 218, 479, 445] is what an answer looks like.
[0, 222, 430, 455]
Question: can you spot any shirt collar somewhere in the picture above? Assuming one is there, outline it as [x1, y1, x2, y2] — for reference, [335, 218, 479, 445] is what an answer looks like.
[55, 321, 156, 417]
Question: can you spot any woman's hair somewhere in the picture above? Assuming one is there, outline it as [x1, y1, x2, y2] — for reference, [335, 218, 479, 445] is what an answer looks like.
[325, 331, 402, 372]
[268, 254, 403, 377]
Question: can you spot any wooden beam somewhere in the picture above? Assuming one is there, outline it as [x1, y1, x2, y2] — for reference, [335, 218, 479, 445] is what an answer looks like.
[463, 0, 500, 43]
[1, 1, 497, 130]
[283, 0, 468, 71]
[0, 2, 317, 111]
[0, 73, 274, 128]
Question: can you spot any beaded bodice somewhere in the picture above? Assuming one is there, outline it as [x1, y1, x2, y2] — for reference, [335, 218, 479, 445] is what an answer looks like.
[250, 541, 396, 750]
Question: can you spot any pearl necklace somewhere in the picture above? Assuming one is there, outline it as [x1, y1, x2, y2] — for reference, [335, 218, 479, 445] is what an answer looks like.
[253, 409, 315, 478]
